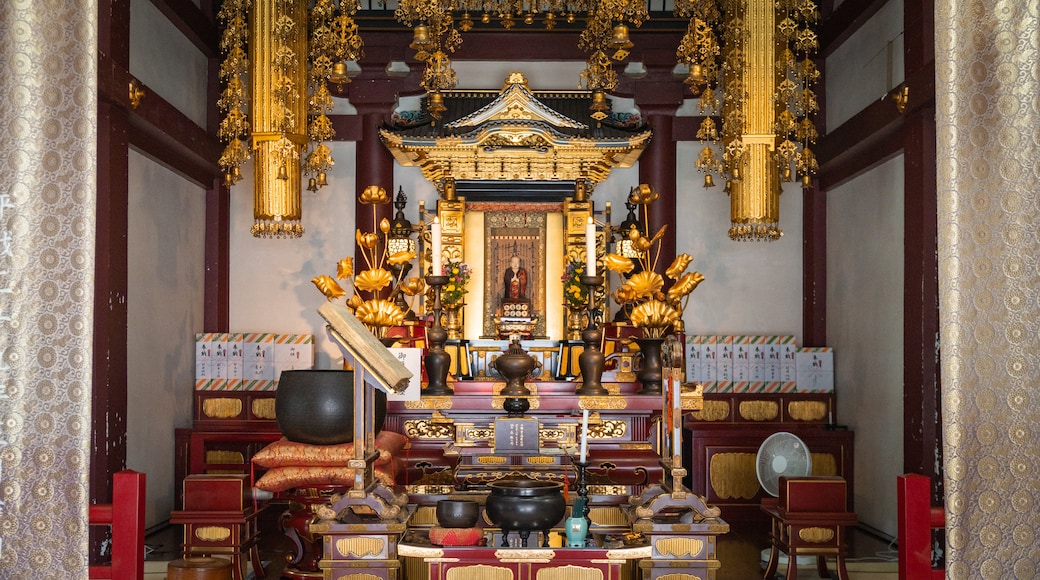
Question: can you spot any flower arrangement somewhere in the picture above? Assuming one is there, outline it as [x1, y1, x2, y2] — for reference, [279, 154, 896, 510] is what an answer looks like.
[561, 258, 589, 308]
[311, 185, 426, 336]
[441, 260, 471, 305]
[604, 184, 705, 338]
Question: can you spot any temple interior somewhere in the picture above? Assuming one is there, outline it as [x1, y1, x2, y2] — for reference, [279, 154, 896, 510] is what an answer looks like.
[7, 0, 1039, 577]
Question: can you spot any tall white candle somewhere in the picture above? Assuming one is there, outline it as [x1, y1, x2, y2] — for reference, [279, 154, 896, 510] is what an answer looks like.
[672, 369, 682, 462]
[431, 217, 442, 275]
[585, 217, 596, 276]
[579, 409, 589, 463]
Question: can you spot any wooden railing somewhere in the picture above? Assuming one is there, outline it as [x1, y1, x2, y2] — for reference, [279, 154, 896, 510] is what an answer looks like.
[897, 473, 945, 580]
[89, 470, 146, 580]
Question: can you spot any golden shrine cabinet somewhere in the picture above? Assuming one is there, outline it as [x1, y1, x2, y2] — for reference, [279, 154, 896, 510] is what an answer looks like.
[683, 392, 854, 522]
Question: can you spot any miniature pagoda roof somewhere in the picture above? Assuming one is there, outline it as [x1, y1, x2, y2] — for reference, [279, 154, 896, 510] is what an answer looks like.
[379, 72, 652, 185]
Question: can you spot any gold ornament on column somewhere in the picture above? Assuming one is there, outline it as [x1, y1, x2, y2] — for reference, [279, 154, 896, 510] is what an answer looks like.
[677, 0, 819, 241]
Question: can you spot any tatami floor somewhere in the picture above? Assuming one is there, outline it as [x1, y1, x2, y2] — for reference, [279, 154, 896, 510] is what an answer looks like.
[144, 512, 897, 580]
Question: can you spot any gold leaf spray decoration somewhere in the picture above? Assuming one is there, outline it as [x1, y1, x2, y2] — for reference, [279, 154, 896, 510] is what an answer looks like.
[604, 184, 705, 337]
[311, 185, 416, 335]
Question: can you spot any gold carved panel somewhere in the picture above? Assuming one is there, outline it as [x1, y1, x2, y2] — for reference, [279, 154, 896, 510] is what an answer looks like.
[194, 526, 231, 542]
[579, 397, 627, 410]
[336, 574, 382, 580]
[691, 400, 730, 422]
[589, 420, 626, 439]
[252, 398, 276, 419]
[788, 401, 827, 422]
[588, 507, 628, 526]
[202, 398, 242, 419]
[654, 538, 705, 558]
[738, 400, 779, 421]
[405, 397, 453, 410]
[404, 419, 454, 439]
[478, 456, 508, 464]
[810, 453, 838, 476]
[535, 565, 603, 580]
[335, 537, 385, 558]
[658, 574, 702, 580]
[798, 527, 835, 543]
[447, 564, 514, 580]
[708, 452, 759, 499]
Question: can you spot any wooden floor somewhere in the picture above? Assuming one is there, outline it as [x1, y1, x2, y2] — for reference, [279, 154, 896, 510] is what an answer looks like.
[145, 514, 896, 579]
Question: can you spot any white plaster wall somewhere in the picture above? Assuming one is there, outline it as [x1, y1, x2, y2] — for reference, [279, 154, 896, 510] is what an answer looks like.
[126, 150, 206, 527]
[676, 142, 804, 339]
[229, 142, 359, 369]
[825, 0, 905, 131]
[827, 155, 905, 536]
[129, 0, 209, 127]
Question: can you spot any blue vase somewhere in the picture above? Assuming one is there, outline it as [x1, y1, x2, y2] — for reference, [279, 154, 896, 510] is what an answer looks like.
[565, 516, 588, 548]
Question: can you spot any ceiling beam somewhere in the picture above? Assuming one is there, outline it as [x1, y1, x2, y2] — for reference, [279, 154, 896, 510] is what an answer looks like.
[818, 0, 891, 57]
[147, 0, 220, 58]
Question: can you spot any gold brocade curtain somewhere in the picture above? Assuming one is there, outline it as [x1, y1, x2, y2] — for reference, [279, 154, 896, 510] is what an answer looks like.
[936, 0, 1040, 576]
[0, 0, 96, 574]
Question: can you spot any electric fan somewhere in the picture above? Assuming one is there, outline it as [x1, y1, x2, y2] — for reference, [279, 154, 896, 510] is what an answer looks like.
[756, 432, 816, 570]
[756, 431, 813, 497]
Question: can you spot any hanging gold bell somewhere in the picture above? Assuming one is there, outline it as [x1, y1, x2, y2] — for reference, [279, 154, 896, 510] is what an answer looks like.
[609, 24, 633, 49]
[704, 173, 715, 187]
[277, 164, 289, 180]
[317, 172, 327, 187]
[731, 167, 741, 181]
[307, 178, 318, 192]
[410, 25, 433, 51]
[782, 166, 793, 182]
[427, 91, 446, 119]
[802, 173, 813, 187]
[459, 12, 474, 31]
[329, 61, 350, 86]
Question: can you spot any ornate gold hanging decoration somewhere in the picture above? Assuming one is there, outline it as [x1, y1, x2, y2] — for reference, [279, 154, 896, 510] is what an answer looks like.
[678, 0, 819, 241]
[216, 0, 364, 238]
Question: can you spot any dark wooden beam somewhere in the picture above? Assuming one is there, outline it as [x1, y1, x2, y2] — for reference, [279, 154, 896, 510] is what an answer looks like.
[901, 0, 941, 500]
[818, 0, 891, 57]
[94, 0, 131, 509]
[205, 182, 231, 331]
[98, 54, 222, 187]
[147, 0, 220, 58]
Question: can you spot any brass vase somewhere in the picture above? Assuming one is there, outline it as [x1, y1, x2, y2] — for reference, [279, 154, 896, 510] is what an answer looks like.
[442, 302, 463, 340]
[565, 304, 585, 340]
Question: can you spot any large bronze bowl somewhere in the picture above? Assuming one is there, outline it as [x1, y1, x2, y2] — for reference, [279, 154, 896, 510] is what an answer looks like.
[485, 479, 566, 547]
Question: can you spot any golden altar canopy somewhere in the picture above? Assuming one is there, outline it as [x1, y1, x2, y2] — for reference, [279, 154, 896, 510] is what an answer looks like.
[379, 73, 652, 185]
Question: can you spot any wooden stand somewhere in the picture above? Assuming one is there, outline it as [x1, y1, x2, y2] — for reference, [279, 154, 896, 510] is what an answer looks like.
[169, 474, 265, 580]
[760, 476, 857, 580]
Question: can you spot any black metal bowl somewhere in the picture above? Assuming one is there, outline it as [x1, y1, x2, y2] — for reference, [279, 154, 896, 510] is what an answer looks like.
[485, 479, 566, 547]
[436, 499, 481, 528]
[275, 370, 387, 445]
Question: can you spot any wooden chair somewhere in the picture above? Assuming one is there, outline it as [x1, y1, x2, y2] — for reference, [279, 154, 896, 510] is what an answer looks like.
[898, 473, 945, 579]
[89, 469, 146, 580]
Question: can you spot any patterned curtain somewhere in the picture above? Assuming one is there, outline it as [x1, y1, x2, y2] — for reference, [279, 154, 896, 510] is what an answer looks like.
[936, 0, 1040, 576]
[0, 0, 97, 574]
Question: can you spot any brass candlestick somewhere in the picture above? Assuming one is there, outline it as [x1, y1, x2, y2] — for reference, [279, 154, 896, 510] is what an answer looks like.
[424, 274, 453, 395]
[575, 274, 607, 396]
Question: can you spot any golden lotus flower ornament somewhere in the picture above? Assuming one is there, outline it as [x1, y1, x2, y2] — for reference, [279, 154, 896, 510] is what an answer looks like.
[360, 185, 390, 204]
[355, 230, 378, 249]
[667, 271, 705, 303]
[630, 301, 681, 338]
[400, 277, 427, 297]
[387, 250, 416, 267]
[354, 268, 395, 293]
[312, 275, 347, 300]
[336, 258, 354, 280]
[665, 254, 693, 280]
[628, 271, 664, 299]
[604, 253, 636, 274]
[354, 299, 406, 330]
